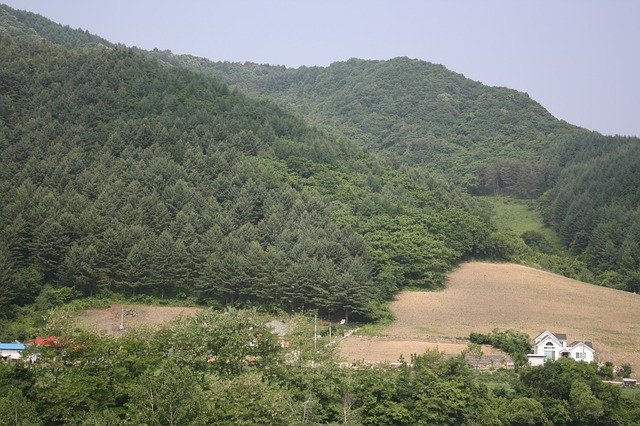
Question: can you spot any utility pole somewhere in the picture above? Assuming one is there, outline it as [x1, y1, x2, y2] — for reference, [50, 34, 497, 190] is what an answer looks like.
[119, 305, 124, 331]
[314, 314, 317, 352]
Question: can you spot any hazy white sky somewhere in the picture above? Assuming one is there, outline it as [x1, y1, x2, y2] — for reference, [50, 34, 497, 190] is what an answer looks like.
[3, 0, 639, 136]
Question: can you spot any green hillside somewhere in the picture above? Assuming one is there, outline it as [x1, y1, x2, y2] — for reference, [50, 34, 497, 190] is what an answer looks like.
[156, 54, 586, 195]
[0, 3, 111, 48]
[0, 5, 496, 321]
[2, 5, 640, 425]
[543, 133, 640, 289]
[2, 3, 640, 304]
[159, 51, 640, 290]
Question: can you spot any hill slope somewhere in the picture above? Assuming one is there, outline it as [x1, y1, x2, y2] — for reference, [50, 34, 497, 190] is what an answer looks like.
[157, 54, 586, 194]
[0, 5, 495, 320]
[3, 4, 639, 299]
[163, 53, 640, 289]
[347, 262, 640, 371]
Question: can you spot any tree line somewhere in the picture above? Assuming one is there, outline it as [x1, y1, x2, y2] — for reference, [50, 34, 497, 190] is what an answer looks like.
[1, 308, 639, 424]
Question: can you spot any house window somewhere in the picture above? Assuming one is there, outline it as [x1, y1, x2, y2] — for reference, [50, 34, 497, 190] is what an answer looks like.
[544, 342, 555, 361]
[575, 352, 585, 359]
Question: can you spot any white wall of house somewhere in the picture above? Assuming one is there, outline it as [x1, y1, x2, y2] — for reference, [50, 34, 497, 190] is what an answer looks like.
[564, 344, 595, 363]
[527, 355, 546, 366]
[0, 349, 23, 360]
[528, 331, 595, 366]
[532, 333, 566, 362]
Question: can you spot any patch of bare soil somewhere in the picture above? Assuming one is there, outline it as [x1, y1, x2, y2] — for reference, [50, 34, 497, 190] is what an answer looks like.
[340, 262, 640, 371]
[75, 304, 202, 335]
[338, 336, 506, 365]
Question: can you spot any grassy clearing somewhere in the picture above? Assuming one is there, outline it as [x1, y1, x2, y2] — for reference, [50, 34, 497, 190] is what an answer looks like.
[357, 318, 395, 336]
[481, 195, 560, 246]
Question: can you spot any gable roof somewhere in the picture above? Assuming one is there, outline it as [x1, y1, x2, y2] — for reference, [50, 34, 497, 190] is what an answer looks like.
[0, 343, 26, 350]
[534, 330, 567, 343]
[567, 341, 594, 350]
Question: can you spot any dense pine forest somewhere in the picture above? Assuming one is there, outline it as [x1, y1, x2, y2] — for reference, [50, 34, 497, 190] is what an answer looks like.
[153, 48, 640, 292]
[2, 5, 640, 424]
[0, 5, 497, 322]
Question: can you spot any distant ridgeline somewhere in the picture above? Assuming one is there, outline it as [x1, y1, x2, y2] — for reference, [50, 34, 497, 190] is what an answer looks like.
[0, 5, 497, 320]
[152, 54, 582, 196]
[1, 3, 639, 321]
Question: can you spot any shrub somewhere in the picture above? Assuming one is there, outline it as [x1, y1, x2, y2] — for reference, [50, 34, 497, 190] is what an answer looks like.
[470, 329, 531, 367]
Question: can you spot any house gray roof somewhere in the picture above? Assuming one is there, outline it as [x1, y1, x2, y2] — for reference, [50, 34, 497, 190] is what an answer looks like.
[568, 341, 594, 350]
[551, 333, 567, 341]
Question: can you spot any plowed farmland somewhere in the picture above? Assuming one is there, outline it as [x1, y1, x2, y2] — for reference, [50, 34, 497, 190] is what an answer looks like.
[340, 262, 640, 371]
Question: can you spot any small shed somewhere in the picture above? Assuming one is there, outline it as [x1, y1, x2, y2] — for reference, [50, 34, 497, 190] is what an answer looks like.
[0, 342, 26, 360]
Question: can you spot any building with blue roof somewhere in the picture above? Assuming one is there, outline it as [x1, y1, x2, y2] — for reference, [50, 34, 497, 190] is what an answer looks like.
[0, 342, 26, 360]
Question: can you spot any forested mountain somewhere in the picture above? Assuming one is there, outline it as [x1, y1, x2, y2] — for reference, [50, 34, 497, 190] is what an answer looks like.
[0, 5, 496, 320]
[543, 133, 640, 290]
[0, 4, 111, 48]
[155, 53, 586, 196]
[2, 1, 640, 314]
[156, 50, 640, 291]
[2, 6, 640, 424]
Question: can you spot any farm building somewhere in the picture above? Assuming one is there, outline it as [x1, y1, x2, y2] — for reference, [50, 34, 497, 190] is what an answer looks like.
[527, 330, 595, 366]
[0, 342, 26, 360]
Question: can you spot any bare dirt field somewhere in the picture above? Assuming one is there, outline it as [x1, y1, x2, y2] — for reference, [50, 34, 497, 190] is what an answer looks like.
[340, 262, 640, 371]
[76, 304, 202, 335]
[339, 336, 505, 364]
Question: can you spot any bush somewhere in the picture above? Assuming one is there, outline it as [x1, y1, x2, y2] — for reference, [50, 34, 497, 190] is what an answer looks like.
[521, 230, 556, 254]
[618, 363, 633, 379]
[470, 329, 531, 367]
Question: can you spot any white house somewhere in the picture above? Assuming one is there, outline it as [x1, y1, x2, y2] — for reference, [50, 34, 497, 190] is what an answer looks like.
[0, 342, 26, 360]
[527, 330, 595, 366]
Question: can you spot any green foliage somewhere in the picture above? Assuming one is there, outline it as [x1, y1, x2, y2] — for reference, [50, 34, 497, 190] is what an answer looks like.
[0, 9, 499, 322]
[521, 230, 556, 254]
[1, 309, 640, 424]
[127, 359, 208, 425]
[158, 308, 283, 375]
[33, 286, 79, 311]
[170, 56, 581, 194]
[0, 387, 42, 426]
[469, 329, 531, 367]
[498, 396, 548, 425]
[619, 363, 633, 379]
[569, 380, 604, 424]
[543, 133, 640, 289]
[1, 5, 640, 423]
[206, 373, 297, 424]
[598, 361, 616, 380]
[170, 45, 640, 292]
